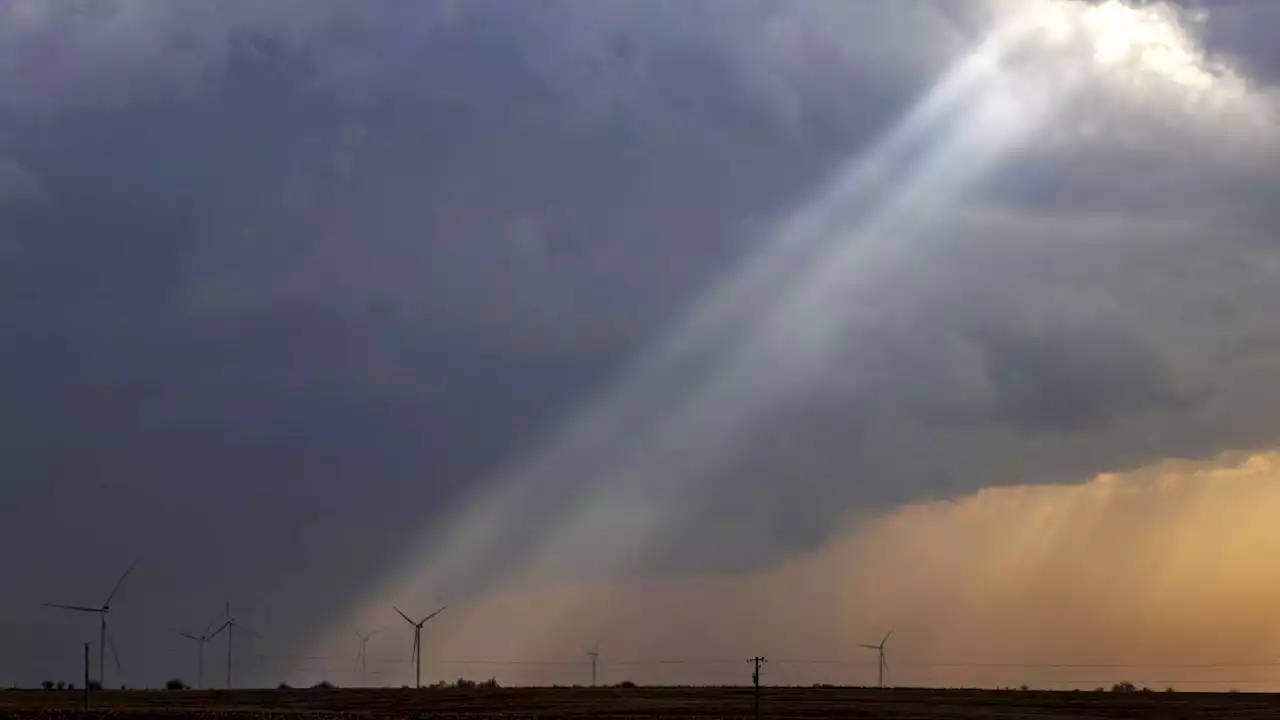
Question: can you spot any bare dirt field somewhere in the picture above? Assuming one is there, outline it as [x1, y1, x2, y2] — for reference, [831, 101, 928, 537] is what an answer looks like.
[3, 686, 1279, 719]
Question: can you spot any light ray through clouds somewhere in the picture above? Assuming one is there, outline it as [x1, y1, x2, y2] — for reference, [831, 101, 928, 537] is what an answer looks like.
[324, 0, 1265, 683]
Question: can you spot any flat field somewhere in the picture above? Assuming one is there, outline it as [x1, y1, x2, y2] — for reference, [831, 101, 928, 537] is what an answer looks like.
[3, 686, 1279, 719]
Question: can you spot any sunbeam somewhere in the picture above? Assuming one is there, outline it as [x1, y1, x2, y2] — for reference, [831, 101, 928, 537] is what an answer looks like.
[321, 0, 1268, 686]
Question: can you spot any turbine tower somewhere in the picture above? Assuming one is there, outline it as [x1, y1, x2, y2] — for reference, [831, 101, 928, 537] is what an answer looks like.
[43, 559, 138, 688]
[210, 601, 257, 689]
[353, 626, 385, 687]
[177, 620, 226, 689]
[858, 630, 892, 688]
[392, 604, 446, 689]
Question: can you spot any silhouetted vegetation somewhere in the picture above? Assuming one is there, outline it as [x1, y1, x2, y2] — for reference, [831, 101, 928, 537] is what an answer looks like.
[165, 678, 189, 691]
[1111, 681, 1137, 693]
[429, 677, 500, 690]
[615, 681, 637, 689]
[311, 680, 337, 690]
[55, 681, 65, 691]
[40, 681, 53, 691]
[277, 682, 292, 690]
[87, 680, 102, 691]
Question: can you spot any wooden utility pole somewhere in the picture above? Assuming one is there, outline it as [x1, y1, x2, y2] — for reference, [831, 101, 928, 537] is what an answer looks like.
[749, 656, 766, 720]
[82, 643, 90, 712]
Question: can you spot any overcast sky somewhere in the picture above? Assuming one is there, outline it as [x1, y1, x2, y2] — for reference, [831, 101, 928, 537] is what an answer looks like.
[2, 0, 1279, 690]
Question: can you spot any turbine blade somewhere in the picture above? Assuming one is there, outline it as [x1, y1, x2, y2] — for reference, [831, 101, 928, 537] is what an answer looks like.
[234, 622, 262, 640]
[105, 627, 123, 671]
[177, 631, 201, 642]
[422, 605, 447, 624]
[857, 644, 879, 650]
[369, 626, 386, 638]
[882, 629, 893, 645]
[104, 558, 139, 607]
[43, 603, 102, 613]
[207, 621, 229, 640]
[391, 605, 414, 625]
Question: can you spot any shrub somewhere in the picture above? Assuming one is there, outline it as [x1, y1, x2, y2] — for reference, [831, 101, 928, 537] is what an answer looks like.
[165, 678, 189, 691]
[311, 680, 337, 690]
[616, 680, 636, 689]
[1111, 682, 1137, 693]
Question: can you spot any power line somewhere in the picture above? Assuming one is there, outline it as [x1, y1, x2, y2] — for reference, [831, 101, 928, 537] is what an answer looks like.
[288, 655, 1280, 669]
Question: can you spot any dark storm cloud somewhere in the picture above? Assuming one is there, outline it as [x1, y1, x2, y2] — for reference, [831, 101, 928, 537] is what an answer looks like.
[0, 0, 941, 685]
[1, 0, 1278, 687]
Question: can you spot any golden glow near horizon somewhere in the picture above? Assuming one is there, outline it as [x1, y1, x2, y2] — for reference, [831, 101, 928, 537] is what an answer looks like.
[296, 450, 1280, 689]
[306, 0, 1280, 688]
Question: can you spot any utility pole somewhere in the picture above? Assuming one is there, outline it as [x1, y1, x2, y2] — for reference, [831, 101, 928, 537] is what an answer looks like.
[83, 643, 90, 712]
[748, 656, 766, 720]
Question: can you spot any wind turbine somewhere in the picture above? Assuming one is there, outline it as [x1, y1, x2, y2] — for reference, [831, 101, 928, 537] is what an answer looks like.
[859, 630, 892, 688]
[210, 601, 258, 689]
[353, 626, 385, 687]
[176, 620, 226, 689]
[586, 644, 600, 688]
[392, 604, 446, 689]
[43, 559, 137, 688]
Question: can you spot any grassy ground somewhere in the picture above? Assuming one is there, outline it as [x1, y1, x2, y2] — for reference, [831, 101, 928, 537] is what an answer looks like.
[2, 686, 1278, 719]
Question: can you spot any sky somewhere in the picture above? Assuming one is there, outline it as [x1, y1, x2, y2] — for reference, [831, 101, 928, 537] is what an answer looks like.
[1, 0, 1279, 691]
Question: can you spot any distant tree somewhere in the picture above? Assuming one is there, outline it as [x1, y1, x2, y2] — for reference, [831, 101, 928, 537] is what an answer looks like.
[311, 680, 337, 690]
[479, 678, 499, 689]
[455, 678, 476, 689]
[1019, 685, 1029, 691]
[277, 682, 292, 690]
[1093, 687, 1104, 693]
[41, 680, 54, 691]
[68, 684, 75, 691]
[165, 678, 189, 691]
[87, 680, 102, 691]
[1165, 687, 1176, 693]
[55, 681, 65, 691]
[616, 680, 636, 689]
[1111, 682, 1137, 693]
[120, 685, 128, 691]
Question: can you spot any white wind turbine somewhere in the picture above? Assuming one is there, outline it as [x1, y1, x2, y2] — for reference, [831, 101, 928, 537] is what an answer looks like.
[43, 559, 138, 688]
[586, 643, 600, 688]
[858, 630, 892, 688]
[176, 619, 226, 689]
[392, 604, 446, 689]
[353, 625, 385, 687]
[209, 601, 258, 689]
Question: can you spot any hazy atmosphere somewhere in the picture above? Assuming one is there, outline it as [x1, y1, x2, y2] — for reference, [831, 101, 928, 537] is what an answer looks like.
[3, 0, 1280, 693]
